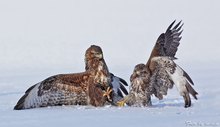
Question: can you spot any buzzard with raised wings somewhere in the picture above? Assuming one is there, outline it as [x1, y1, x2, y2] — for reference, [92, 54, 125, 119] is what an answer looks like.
[118, 20, 198, 108]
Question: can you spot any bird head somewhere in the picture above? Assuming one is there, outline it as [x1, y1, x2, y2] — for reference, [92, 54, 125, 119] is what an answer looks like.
[130, 63, 149, 82]
[85, 45, 106, 71]
[85, 45, 103, 61]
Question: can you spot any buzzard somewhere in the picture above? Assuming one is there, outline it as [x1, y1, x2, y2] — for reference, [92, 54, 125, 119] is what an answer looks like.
[85, 46, 128, 105]
[14, 45, 114, 110]
[84, 45, 128, 105]
[118, 20, 198, 108]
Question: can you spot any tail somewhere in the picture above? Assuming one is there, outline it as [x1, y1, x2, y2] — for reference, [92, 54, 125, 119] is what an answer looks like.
[181, 69, 198, 108]
[183, 83, 198, 108]
[166, 62, 198, 108]
[185, 82, 198, 100]
[183, 92, 191, 108]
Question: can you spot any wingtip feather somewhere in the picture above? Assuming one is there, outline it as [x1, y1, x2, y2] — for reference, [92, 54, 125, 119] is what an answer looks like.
[120, 83, 128, 95]
[166, 20, 176, 32]
[173, 20, 182, 30]
[14, 93, 28, 110]
[119, 78, 128, 86]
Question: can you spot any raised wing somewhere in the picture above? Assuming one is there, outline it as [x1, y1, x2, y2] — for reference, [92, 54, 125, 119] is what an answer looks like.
[147, 20, 183, 66]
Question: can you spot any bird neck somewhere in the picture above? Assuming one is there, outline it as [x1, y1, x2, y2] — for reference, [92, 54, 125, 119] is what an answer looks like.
[86, 59, 110, 86]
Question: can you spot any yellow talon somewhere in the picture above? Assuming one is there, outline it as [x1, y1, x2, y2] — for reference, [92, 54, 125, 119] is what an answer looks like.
[117, 100, 126, 107]
[103, 87, 113, 101]
[117, 96, 129, 107]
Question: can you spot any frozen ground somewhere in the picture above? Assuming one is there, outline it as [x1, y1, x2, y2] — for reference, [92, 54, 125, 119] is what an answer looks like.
[1, 0, 220, 127]
[0, 67, 219, 127]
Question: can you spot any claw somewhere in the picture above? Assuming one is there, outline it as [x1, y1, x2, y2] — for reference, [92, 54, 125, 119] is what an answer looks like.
[117, 96, 129, 107]
[103, 87, 113, 101]
[117, 99, 126, 107]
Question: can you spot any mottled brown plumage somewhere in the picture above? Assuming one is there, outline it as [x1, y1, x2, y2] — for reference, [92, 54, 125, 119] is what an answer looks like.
[14, 45, 110, 110]
[122, 64, 152, 107]
[84, 45, 112, 106]
[85, 45, 128, 105]
[119, 20, 198, 108]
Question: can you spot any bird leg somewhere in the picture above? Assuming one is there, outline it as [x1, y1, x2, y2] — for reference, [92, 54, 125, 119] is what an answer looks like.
[103, 87, 113, 102]
[117, 96, 129, 107]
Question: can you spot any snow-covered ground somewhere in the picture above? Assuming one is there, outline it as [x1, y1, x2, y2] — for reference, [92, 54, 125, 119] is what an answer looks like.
[0, 68, 219, 127]
[1, 0, 220, 127]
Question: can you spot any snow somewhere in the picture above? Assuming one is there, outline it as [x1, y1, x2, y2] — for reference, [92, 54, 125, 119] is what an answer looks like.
[1, 0, 220, 127]
[1, 69, 219, 127]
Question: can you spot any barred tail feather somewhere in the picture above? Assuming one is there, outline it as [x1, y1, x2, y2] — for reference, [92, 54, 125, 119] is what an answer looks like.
[185, 82, 198, 100]
[167, 63, 198, 108]
[183, 92, 191, 108]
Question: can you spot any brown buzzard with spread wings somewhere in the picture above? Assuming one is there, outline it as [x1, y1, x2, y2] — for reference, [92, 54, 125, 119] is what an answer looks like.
[118, 20, 198, 108]
[14, 45, 112, 110]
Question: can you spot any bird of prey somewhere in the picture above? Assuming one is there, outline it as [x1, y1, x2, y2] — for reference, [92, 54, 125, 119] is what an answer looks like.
[85, 46, 128, 105]
[118, 20, 198, 108]
[14, 45, 115, 110]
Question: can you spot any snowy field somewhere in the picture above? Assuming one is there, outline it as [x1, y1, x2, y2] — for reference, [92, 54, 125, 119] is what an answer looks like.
[1, 0, 220, 127]
[0, 69, 220, 127]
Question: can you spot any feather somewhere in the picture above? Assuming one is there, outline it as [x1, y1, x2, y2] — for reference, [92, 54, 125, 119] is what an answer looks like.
[147, 20, 183, 64]
[183, 70, 194, 85]
[14, 45, 111, 110]
[119, 77, 129, 86]
[183, 92, 191, 108]
[110, 73, 128, 98]
[119, 83, 128, 95]
[125, 21, 198, 108]
[185, 82, 198, 100]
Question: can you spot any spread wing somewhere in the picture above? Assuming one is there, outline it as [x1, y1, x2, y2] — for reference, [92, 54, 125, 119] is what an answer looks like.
[109, 73, 128, 104]
[149, 57, 175, 100]
[149, 56, 198, 108]
[14, 72, 90, 110]
[147, 20, 183, 66]
[110, 73, 128, 97]
[145, 20, 183, 100]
